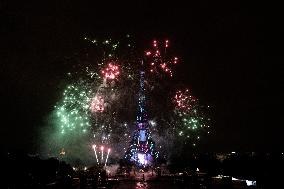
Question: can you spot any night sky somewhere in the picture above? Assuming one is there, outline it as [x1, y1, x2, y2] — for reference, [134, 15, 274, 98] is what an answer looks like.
[0, 1, 278, 153]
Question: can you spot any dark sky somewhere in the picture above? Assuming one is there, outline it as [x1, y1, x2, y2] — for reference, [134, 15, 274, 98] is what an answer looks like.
[0, 1, 278, 153]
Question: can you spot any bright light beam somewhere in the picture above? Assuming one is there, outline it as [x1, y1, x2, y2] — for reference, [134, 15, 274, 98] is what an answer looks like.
[92, 145, 99, 164]
[101, 146, 104, 163]
[105, 148, 111, 166]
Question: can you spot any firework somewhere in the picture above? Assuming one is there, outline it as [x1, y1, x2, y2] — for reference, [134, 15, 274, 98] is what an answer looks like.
[101, 63, 120, 80]
[43, 36, 211, 164]
[55, 84, 91, 134]
[145, 39, 179, 77]
[174, 89, 197, 113]
[173, 89, 210, 145]
[92, 144, 99, 163]
[105, 148, 111, 166]
[92, 144, 111, 165]
[90, 95, 105, 113]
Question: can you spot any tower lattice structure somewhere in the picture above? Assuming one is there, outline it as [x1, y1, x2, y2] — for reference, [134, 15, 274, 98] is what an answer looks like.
[125, 61, 158, 167]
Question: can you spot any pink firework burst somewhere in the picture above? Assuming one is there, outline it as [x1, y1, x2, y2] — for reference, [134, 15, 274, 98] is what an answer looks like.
[174, 89, 197, 112]
[90, 95, 105, 113]
[101, 63, 120, 80]
[145, 39, 179, 77]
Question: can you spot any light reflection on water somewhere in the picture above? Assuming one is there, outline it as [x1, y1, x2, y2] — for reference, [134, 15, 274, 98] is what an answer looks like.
[115, 180, 182, 189]
[136, 181, 148, 189]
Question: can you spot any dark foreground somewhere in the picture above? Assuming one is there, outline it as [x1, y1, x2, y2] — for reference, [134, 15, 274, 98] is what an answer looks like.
[3, 151, 284, 188]
[115, 180, 190, 189]
[72, 172, 255, 189]
[115, 180, 250, 189]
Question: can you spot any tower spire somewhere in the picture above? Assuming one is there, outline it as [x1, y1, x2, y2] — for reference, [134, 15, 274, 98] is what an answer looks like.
[137, 60, 147, 126]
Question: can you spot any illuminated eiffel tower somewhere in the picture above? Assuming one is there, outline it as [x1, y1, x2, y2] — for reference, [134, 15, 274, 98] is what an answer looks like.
[124, 60, 158, 167]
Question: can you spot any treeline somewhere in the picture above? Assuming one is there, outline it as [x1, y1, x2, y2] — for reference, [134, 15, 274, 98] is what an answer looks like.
[2, 151, 74, 188]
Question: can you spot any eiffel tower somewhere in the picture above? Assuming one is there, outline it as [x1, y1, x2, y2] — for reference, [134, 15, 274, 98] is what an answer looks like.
[124, 60, 158, 167]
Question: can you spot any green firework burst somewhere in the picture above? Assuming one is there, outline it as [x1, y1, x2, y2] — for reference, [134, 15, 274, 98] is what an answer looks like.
[55, 83, 92, 134]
